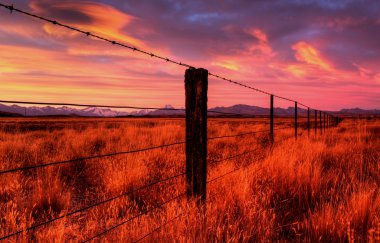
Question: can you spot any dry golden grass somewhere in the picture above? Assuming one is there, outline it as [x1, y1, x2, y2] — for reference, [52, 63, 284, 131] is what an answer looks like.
[0, 117, 379, 242]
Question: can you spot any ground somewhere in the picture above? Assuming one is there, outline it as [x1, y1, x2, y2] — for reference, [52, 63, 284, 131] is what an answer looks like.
[0, 117, 379, 242]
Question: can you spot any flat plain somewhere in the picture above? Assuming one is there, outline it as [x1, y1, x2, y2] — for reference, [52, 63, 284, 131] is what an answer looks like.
[0, 117, 379, 242]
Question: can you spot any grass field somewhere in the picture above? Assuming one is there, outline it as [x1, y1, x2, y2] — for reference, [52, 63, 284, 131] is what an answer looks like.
[0, 117, 379, 242]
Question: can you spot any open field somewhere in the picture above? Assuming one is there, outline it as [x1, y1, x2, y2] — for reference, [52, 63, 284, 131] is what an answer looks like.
[0, 117, 379, 242]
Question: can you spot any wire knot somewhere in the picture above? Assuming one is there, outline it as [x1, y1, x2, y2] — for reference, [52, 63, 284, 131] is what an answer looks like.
[9, 4, 14, 13]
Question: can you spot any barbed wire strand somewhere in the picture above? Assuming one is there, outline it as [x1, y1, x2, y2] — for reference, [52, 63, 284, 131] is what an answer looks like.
[133, 189, 223, 242]
[0, 124, 298, 175]
[83, 192, 187, 242]
[0, 172, 185, 240]
[0, 3, 332, 115]
[92, 134, 309, 241]
[0, 140, 186, 175]
[0, 99, 268, 117]
[208, 126, 294, 141]
[0, 4, 194, 69]
[87, 143, 279, 242]
[208, 149, 258, 166]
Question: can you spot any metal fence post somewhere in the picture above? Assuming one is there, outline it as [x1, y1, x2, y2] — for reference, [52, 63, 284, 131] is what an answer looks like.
[295, 102, 298, 139]
[185, 68, 208, 205]
[270, 94, 274, 143]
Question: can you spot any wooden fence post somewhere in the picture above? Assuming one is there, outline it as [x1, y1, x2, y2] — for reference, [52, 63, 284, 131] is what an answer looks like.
[270, 94, 274, 143]
[319, 111, 322, 134]
[324, 112, 326, 132]
[307, 107, 310, 137]
[327, 115, 329, 129]
[314, 110, 317, 136]
[295, 102, 298, 139]
[185, 68, 208, 205]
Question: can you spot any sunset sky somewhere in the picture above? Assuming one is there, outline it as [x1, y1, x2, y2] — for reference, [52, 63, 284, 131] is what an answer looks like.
[0, 0, 379, 110]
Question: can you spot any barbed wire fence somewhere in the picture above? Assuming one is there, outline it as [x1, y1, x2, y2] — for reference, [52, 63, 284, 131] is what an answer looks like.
[0, 3, 343, 241]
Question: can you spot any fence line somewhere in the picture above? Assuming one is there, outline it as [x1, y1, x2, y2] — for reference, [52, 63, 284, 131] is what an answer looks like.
[0, 140, 187, 175]
[133, 187, 225, 242]
[0, 172, 185, 240]
[83, 192, 187, 242]
[0, 3, 343, 241]
[0, 123, 302, 176]
[0, 99, 279, 117]
[0, 3, 335, 114]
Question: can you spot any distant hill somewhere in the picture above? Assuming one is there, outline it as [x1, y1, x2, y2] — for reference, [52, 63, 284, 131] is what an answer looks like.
[209, 104, 308, 116]
[0, 110, 22, 117]
[0, 103, 379, 117]
[338, 108, 380, 116]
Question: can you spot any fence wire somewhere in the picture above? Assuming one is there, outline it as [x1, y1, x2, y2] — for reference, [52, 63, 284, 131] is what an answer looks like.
[0, 172, 185, 240]
[0, 140, 187, 175]
[0, 3, 334, 114]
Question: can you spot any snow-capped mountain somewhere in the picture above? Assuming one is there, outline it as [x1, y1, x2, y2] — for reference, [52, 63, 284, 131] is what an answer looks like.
[0, 103, 182, 117]
[1, 103, 379, 117]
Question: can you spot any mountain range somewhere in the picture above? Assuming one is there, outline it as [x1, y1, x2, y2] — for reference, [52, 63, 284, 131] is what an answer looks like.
[0, 103, 379, 117]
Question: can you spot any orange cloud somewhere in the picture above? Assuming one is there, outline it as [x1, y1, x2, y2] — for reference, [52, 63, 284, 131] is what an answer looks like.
[211, 61, 240, 71]
[286, 65, 307, 77]
[29, 1, 144, 48]
[292, 41, 333, 71]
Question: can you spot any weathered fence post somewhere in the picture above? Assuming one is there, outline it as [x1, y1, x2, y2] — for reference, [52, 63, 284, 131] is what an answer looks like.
[270, 94, 274, 143]
[327, 115, 329, 129]
[307, 107, 310, 137]
[295, 102, 298, 139]
[323, 112, 326, 132]
[319, 111, 322, 134]
[185, 68, 208, 205]
[314, 110, 317, 136]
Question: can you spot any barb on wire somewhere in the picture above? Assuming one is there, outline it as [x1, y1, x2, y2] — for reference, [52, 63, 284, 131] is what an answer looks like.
[134, 213, 184, 242]
[208, 129, 268, 140]
[209, 149, 258, 165]
[0, 140, 186, 175]
[207, 165, 244, 184]
[0, 172, 185, 240]
[133, 188, 223, 242]
[0, 3, 194, 69]
[0, 100, 262, 118]
[207, 110, 258, 117]
[208, 126, 295, 141]
[83, 192, 187, 242]
[0, 4, 331, 115]
[207, 73, 325, 113]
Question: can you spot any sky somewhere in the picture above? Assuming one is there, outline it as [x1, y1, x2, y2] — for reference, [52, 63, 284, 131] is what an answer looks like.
[0, 0, 379, 110]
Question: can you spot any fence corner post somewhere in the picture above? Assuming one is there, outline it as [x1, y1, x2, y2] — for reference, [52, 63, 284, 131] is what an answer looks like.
[185, 68, 208, 205]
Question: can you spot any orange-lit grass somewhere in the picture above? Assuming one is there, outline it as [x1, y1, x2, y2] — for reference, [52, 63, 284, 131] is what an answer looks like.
[0, 117, 379, 242]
